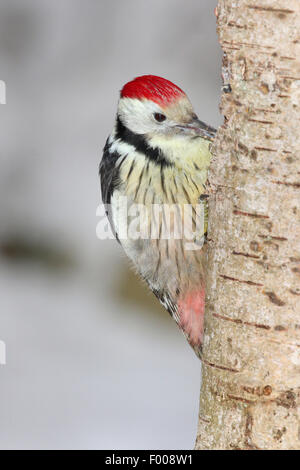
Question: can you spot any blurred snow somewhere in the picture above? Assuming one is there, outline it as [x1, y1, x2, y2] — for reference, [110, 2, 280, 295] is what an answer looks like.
[0, 0, 222, 449]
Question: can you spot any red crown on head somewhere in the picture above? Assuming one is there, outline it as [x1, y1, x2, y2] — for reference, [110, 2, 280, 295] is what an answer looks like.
[121, 75, 185, 107]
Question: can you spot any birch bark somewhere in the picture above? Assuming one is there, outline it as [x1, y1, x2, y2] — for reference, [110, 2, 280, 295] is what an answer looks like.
[196, 0, 300, 450]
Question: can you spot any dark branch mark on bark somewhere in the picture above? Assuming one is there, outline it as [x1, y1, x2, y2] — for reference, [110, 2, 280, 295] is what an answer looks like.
[228, 394, 256, 404]
[254, 146, 277, 152]
[232, 250, 260, 259]
[198, 415, 211, 424]
[202, 358, 239, 373]
[264, 291, 286, 306]
[258, 234, 287, 241]
[280, 56, 296, 61]
[280, 76, 300, 80]
[247, 5, 295, 14]
[233, 209, 269, 219]
[228, 21, 248, 29]
[276, 390, 297, 409]
[213, 312, 271, 330]
[272, 180, 300, 188]
[248, 119, 274, 124]
[220, 274, 263, 287]
[242, 385, 273, 396]
[223, 46, 240, 51]
[223, 40, 274, 50]
[254, 107, 277, 114]
[274, 325, 287, 332]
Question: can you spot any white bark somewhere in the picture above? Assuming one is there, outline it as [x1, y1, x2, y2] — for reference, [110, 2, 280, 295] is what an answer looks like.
[196, 0, 300, 450]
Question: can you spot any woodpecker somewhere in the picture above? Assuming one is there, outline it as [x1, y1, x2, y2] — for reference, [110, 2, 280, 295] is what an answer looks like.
[99, 75, 216, 358]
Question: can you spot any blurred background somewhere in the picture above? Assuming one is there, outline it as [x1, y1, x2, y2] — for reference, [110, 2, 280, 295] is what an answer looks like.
[0, 0, 222, 449]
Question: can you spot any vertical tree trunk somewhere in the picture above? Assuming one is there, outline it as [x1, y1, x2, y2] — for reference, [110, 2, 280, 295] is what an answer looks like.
[196, 0, 300, 450]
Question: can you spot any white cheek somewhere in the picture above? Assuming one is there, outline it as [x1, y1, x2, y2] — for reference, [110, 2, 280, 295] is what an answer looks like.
[118, 97, 162, 134]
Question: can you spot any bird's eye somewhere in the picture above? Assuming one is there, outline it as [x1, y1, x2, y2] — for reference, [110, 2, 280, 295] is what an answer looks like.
[154, 113, 166, 123]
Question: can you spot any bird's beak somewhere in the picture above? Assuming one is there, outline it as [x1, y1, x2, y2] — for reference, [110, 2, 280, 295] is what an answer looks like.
[175, 118, 216, 141]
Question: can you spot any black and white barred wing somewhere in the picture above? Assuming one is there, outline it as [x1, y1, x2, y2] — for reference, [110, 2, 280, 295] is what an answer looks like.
[99, 138, 123, 241]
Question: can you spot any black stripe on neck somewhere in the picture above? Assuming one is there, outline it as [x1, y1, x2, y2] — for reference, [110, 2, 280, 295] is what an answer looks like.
[115, 116, 173, 168]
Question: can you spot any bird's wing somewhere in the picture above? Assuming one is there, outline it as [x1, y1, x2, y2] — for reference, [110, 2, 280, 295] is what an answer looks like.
[152, 288, 180, 324]
[99, 138, 122, 241]
[150, 286, 202, 359]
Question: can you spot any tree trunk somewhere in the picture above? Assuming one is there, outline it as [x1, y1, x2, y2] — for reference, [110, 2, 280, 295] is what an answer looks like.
[196, 0, 300, 450]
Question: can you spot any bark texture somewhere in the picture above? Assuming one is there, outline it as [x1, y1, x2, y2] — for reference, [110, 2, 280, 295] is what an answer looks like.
[196, 0, 300, 450]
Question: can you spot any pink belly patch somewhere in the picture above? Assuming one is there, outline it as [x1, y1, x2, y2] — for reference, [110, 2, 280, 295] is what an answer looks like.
[178, 288, 205, 347]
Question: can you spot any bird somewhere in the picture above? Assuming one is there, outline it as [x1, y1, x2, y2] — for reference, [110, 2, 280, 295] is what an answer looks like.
[99, 75, 216, 358]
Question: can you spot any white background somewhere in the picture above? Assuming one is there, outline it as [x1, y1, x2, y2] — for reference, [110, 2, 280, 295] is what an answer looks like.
[0, 0, 222, 449]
